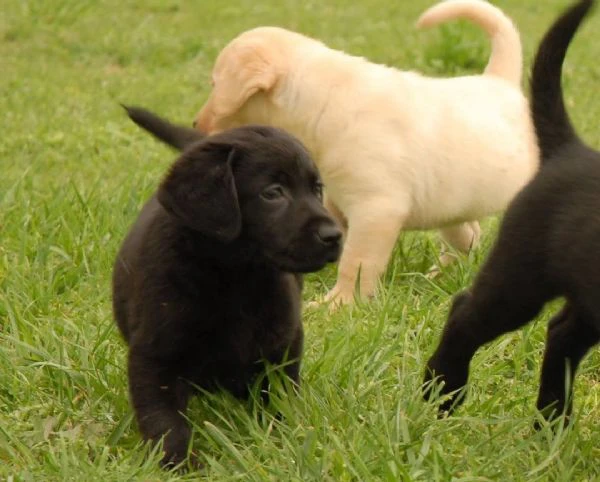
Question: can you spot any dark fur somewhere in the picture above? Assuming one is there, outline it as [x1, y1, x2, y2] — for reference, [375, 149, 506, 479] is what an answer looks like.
[113, 107, 341, 467]
[424, 0, 600, 421]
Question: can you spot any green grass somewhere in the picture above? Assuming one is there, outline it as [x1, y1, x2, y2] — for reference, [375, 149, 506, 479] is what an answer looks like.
[1, 0, 600, 480]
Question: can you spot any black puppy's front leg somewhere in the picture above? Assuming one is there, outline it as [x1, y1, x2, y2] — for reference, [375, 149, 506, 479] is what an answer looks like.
[536, 304, 600, 422]
[281, 327, 304, 386]
[260, 327, 304, 405]
[423, 292, 474, 412]
[128, 349, 192, 468]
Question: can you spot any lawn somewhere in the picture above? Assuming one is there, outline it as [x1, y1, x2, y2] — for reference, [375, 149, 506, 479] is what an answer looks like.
[1, 0, 599, 480]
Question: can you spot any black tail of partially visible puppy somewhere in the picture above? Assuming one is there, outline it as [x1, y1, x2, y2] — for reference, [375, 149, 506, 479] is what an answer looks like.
[122, 105, 205, 151]
[531, 0, 595, 161]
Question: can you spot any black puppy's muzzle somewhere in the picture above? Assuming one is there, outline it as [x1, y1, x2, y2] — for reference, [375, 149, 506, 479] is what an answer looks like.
[266, 199, 342, 273]
[315, 222, 342, 261]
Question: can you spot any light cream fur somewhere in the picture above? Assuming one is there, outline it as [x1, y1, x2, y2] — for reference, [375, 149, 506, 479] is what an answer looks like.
[416, 0, 523, 85]
[194, 0, 540, 308]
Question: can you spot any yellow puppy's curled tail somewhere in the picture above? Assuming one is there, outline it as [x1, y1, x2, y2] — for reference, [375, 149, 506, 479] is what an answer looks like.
[416, 0, 523, 86]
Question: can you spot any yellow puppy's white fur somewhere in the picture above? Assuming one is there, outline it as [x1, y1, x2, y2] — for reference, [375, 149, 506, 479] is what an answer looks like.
[194, 0, 539, 307]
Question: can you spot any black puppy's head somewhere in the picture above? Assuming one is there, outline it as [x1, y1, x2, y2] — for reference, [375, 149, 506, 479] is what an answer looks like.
[125, 106, 341, 272]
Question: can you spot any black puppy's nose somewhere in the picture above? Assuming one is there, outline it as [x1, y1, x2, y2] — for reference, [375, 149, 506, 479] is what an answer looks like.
[316, 224, 342, 246]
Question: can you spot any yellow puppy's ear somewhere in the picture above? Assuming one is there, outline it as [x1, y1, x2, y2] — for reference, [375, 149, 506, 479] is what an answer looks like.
[212, 42, 278, 118]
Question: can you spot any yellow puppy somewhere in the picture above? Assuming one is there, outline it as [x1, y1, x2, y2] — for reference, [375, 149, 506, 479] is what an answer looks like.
[194, 0, 539, 308]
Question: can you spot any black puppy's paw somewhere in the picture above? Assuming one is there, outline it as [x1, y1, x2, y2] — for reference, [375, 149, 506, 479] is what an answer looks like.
[533, 397, 571, 431]
[532, 412, 571, 432]
[147, 418, 195, 471]
[422, 364, 441, 402]
[160, 450, 204, 473]
[422, 357, 468, 416]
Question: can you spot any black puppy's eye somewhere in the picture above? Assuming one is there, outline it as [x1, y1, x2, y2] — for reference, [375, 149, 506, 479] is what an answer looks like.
[314, 181, 324, 199]
[261, 184, 285, 201]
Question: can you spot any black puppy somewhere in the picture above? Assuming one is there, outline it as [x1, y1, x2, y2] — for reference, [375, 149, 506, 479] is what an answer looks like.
[424, 0, 599, 421]
[112, 107, 341, 467]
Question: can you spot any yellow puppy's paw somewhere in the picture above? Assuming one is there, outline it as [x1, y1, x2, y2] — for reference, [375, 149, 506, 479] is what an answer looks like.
[305, 285, 355, 312]
[323, 285, 355, 312]
[305, 299, 323, 310]
[426, 264, 442, 279]
[427, 251, 461, 279]
[438, 251, 459, 267]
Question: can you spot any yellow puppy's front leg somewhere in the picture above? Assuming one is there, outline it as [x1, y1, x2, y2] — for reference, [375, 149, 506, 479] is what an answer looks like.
[324, 204, 405, 309]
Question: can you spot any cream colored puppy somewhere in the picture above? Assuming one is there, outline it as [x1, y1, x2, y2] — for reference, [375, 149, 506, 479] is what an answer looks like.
[194, 0, 539, 308]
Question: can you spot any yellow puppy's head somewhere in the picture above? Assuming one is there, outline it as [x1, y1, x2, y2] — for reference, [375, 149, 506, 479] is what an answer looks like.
[194, 28, 295, 134]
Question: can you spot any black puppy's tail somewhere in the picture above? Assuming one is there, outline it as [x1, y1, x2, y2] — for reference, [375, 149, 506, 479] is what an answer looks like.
[122, 105, 205, 151]
[531, 0, 595, 161]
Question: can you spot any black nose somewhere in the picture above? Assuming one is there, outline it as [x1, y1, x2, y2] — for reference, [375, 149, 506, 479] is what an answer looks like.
[316, 224, 342, 246]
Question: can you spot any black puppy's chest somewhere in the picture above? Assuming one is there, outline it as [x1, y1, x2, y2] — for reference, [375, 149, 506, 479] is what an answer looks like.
[179, 267, 301, 386]
[214, 273, 298, 350]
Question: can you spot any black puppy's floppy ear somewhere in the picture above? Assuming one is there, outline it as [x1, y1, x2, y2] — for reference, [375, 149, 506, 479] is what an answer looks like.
[122, 104, 205, 151]
[158, 142, 241, 242]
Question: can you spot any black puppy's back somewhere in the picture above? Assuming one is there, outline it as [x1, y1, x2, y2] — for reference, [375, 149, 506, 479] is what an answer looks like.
[112, 196, 164, 342]
[528, 0, 600, 318]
